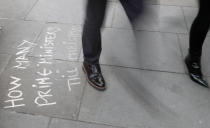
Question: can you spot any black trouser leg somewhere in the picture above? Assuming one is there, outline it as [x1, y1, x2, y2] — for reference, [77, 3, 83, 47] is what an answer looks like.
[119, 0, 144, 23]
[189, 0, 210, 57]
[82, 0, 107, 64]
[82, 0, 143, 64]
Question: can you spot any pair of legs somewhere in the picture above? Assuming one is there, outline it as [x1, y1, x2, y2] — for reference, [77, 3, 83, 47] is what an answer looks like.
[82, 0, 144, 64]
[82, 0, 144, 90]
[186, 0, 210, 88]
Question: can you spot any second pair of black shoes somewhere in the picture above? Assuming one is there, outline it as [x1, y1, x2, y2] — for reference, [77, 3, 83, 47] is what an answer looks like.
[185, 54, 209, 88]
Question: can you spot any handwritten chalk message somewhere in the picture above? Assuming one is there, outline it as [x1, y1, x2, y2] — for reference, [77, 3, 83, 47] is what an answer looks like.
[14, 40, 36, 70]
[33, 68, 56, 107]
[67, 26, 81, 61]
[32, 27, 61, 107]
[4, 76, 25, 108]
[65, 67, 81, 92]
[38, 27, 60, 65]
[4, 39, 36, 108]
[3, 26, 82, 109]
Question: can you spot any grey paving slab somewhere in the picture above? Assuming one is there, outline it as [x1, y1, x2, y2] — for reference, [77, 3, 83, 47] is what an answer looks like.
[144, 0, 197, 6]
[30, 23, 82, 62]
[0, 54, 11, 75]
[79, 66, 210, 128]
[182, 7, 210, 36]
[26, 0, 84, 24]
[0, 0, 38, 19]
[145, 0, 160, 5]
[81, 28, 185, 73]
[26, 0, 115, 27]
[0, 56, 86, 120]
[178, 34, 210, 77]
[0, 109, 49, 128]
[0, 19, 8, 27]
[49, 118, 120, 128]
[0, 19, 44, 55]
[158, 0, 197, 7]
[108, 0, 118, 2]
[114, 0, 196, 6]
[112, 4, 188, 34]
[105, 2, 117, 27]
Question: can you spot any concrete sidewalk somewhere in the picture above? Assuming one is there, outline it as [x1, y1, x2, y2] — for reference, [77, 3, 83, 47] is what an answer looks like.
[1, 0, 210, 128]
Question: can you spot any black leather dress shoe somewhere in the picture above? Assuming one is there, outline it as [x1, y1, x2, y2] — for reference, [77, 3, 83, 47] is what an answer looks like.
[185, 54, 209, 88]
[82, 63, 106, 91]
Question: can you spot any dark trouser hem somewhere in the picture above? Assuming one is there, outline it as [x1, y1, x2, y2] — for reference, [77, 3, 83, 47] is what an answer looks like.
[83, 59, 100, 65]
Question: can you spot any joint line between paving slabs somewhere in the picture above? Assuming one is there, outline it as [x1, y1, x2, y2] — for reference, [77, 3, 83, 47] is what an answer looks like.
[76, 120, 127, 128]
[100, 63, 186, 75]
[176, 33, 189, 76]
[0, 53, 12, 76]
[49, 116, 126, 128]
[181, 6, 190, 34]
[176, 33, 186, 63]
[24, 0, 40, 20]
[76, 80, 88, 120]
[47, 118, 52, 128]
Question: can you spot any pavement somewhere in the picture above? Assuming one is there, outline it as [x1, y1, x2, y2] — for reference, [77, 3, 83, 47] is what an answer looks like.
[0, 0, 210, 128]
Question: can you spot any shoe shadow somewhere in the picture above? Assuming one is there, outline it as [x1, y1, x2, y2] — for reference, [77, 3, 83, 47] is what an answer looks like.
[103, 29, 183, 127]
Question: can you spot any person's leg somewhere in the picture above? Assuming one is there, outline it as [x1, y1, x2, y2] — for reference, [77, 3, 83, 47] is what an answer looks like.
[189, 0, 210, 57]
[82, 0, 107, 91]
[185, 0, 210, 88]
[119, 0, 144, 24]
[82, 0, 107, 65]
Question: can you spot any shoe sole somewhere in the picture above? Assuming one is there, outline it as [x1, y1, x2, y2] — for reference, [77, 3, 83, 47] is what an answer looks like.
[82, 65, 106, 91]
